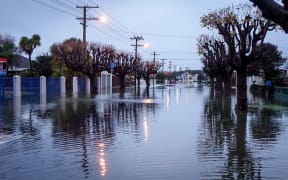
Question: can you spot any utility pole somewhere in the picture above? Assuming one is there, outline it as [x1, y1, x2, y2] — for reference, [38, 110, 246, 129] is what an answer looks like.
[169, 61, 172, 73]
[76, 5, 99, 45]
[130, 36, 144, 59]
[151, 51, 159, 98]
[160, 58, 166, 72]
[151, 51, 160, 63]
[76, 5, 99, 94]
[160, 58, 167, 84]
[130, 35, 144, 92]
[151, 51, 160, 77]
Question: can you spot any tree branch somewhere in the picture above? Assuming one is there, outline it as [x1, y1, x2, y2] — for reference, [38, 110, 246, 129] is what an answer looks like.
[250, 0, 288, 33]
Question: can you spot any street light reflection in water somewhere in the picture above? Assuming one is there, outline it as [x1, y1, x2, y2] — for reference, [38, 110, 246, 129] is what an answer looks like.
[98, 143, 107, 176]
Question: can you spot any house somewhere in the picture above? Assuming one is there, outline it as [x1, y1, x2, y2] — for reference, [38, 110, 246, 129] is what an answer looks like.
[8, 54, 30, 74]
[0, 57, 7, 76]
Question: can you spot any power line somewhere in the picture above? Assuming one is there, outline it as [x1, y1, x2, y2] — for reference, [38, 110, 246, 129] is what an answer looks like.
[62, 0, 78, 6]
[76, 0, 89, 5]
[85, 0, 98, 6]
[98, 7, 134, 35]
[89, 24, 129, 44]
[32, 0, 78, 17]
[50, 0, 78, 12]
[157, 50, 197, 54]
[92, 22, 131, 42]
[72, 1, 135, 44]
[33, 0, 133, 47]
[142, 32, 197, 39]
[84, 6, 134, 42]
[33, 0, 137, 45]
[163, 58, 200, 61]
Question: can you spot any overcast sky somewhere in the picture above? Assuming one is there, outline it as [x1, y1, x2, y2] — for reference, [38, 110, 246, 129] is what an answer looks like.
[1, 0, 288, 70]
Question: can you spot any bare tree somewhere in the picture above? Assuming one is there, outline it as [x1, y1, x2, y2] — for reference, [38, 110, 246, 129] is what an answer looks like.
[197, 35, 233, 92]
[201, 4, 276, 110]
[112, 52, 140, 95]
[51, 38, 114, 94]
[139, 61, 161, 88]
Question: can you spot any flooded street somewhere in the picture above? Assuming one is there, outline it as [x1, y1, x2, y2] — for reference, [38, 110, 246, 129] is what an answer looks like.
[1, 84, 288, 179]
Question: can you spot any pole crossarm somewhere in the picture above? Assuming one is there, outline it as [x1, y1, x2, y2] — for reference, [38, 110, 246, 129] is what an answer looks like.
[130, 35, 144, 92]
[151, 51, 160, 62]
[76, 5, 99, 44]
[160, 58, 167, 72]
[130, 36, 144, 59]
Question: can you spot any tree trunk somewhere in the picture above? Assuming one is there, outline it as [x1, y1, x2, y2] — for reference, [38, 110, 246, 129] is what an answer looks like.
[144, 87, 150, 97]
[137, 77, 141, 87]
[89, 75, 98, 94]
[119, 76, 126, 95]
[236, 69, 248, 111]
[29, 53, 32, 76]
[144, 77, 150, 88]
[136, 77, 141, 96]
[235, 110, 249, 179]
[223, 78, 232, 95]
[215, 77, 223, 91]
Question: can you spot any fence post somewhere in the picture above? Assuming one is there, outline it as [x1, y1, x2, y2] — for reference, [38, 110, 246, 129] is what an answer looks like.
[13, 96, 21, 118]
[101, 71, 110, 94]
[97, 77, 101, 94]
[73, 76, 78, 94]
[40, 76, 46, 95]
[60, 76, 66, 96]
[13, 75, 21, 97]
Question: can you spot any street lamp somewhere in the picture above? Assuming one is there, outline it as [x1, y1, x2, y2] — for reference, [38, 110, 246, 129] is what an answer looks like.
[143, 42, 149, 49]
[99, 15, 108, 23]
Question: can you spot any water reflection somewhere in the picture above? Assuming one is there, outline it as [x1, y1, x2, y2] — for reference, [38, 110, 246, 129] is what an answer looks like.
[143, 115, 149, 143]
[199, 89, 286, 179]
[51, 95, 160, 177]
[1, 86, 288, 179]
[165, 85, 182, 111]
[98, 143, 107, 176]
[249, 105, 283, 146]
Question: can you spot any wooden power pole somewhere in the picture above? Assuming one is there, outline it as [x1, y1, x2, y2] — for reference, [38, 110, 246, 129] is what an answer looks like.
[76, 5, 99, 45]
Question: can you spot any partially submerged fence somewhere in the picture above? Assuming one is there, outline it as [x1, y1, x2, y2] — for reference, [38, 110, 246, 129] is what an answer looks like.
[0, 76, 88, 98]
[0, 73, 114, 99]
[0, 76, 64, 98]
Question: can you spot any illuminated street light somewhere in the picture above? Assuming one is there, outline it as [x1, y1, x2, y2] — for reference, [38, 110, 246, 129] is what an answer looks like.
[144, 42, 149, 49]
[99, 15, 108, 23]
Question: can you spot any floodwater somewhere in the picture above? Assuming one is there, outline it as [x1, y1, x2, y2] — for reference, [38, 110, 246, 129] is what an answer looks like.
[0, 84, 288, 180]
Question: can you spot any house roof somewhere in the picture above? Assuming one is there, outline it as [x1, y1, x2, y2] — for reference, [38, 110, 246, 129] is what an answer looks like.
[10, 54, 30, 68]
[0, 57, 6, 62]
[5, 54, 30, 72]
